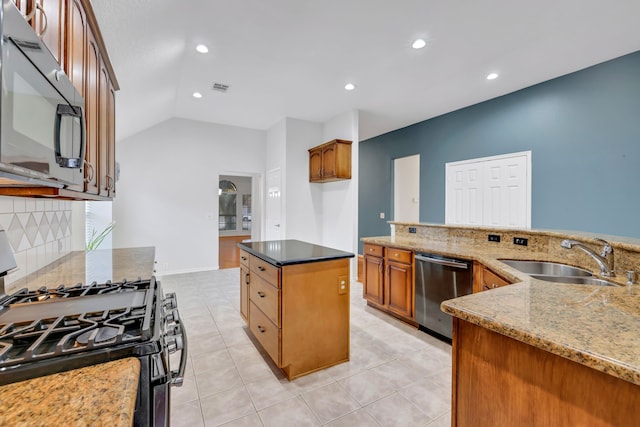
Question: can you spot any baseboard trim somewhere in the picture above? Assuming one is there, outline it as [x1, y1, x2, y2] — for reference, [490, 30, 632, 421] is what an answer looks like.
[157, 266, 219, 278]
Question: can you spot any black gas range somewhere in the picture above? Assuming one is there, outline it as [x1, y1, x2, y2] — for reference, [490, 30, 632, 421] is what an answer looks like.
[0, 277, 187, 427]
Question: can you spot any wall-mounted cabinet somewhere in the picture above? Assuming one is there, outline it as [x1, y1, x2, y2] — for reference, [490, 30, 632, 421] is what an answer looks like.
[308, 139, 352, 183]
[1, 0, 118, 201]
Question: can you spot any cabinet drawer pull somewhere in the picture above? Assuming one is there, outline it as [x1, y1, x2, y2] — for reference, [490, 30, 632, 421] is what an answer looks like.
[394, 253, 399, 257]
[257, 325, 266, 333]
[245, 273, 250, 285]
[257, 291, 265, 298]
[258, 266, 266, 271]
[241, 256, 247, 261]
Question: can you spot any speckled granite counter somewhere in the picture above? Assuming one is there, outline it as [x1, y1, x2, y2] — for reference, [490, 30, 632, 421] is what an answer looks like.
[0, 358, 140, 427]
[362, 232, 640, 386]
[6, 247, 155, 293]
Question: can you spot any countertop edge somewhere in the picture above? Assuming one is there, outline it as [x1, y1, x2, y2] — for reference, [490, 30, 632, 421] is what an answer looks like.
[238, 241, 354, 267]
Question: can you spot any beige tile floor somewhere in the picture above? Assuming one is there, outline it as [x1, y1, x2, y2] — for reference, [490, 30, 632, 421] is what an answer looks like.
[163, 268, 452, 427]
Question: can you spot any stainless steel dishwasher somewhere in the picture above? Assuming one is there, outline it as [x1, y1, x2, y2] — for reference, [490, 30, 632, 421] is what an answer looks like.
[415, 253, 473, 341]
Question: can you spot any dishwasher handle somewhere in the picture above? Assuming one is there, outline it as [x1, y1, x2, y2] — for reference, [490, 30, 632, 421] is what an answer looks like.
[415, 254, 469, 269]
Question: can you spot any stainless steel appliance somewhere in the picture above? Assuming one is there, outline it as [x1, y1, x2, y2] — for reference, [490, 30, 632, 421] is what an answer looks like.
[0, 0, 86, 188]
[0, 277, 187, 426]
[415, 253, 473, 340]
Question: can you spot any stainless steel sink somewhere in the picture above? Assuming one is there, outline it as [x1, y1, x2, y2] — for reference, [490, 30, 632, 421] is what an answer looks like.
[529, 274, 619, 286]
[500, 259, 592, 277]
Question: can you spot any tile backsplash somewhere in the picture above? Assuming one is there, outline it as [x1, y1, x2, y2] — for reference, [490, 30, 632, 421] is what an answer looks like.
[0, 196, 72, 289]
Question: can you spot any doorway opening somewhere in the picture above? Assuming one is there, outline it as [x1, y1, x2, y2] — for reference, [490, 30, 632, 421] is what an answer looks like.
[218, 174, 257, 269]
[393, 154, 420, 222]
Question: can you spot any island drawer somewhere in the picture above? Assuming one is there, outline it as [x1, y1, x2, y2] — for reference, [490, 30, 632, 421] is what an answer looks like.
[364, 244, 383, 257]
[249, 301, 281, 365]
[386, 247, 412, 264]
[250, 274, 280, 326]
[239, 250, 250, 268]
[250, 256, 280, 286]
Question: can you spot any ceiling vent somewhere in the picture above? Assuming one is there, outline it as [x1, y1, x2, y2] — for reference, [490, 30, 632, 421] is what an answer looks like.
[212, 82, 230, 93]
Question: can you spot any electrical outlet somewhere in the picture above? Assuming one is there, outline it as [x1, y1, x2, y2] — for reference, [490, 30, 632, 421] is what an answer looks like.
[409, 227, 417, 234]
[337, 276, 348, 295]
[488, 234, 501, 242]
[513, 237, 528, 246]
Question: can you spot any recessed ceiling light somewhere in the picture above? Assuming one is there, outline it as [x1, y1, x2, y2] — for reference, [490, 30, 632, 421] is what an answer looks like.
[193, 92, 203, 98]
[196, 44, 209, 54]
[412, 39, 427, 49]
[486, 73, 499, 80]
[344, 83, 356, 91]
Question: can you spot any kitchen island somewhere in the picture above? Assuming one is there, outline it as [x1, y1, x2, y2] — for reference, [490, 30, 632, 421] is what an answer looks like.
[238, 239, 354, 380]
[363, 223, 640, 426]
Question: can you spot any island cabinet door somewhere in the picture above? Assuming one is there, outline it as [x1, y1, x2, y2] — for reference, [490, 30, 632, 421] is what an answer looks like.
[363, 254, 384, 305]
[385, 260, 413, 318]
[240, 265, 250, 323]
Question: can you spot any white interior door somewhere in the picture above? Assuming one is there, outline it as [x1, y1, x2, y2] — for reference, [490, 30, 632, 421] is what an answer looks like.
[265, 168, 282, 240]
[484, 154, 529, 227]
[394, 155, 420, 222]
[445, 163, 483, 225]
[446, 151, 531, 228]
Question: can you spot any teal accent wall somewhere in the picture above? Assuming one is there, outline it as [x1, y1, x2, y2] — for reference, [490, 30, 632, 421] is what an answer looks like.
[359, 50, 640, 252]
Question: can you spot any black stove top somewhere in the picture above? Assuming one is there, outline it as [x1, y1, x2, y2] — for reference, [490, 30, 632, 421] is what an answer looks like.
[0, 278, 157, 373]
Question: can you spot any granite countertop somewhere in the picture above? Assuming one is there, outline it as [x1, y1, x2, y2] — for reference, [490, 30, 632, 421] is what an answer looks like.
[0, 358, 140, 427]
[362, 235, 640, 386]
[7, 247, 156, 293]
[238, 239, 354, 266]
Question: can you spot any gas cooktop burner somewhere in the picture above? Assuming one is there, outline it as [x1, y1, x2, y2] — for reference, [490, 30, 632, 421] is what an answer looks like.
[0, 278, 155, 370]
[2, 279, 146, 306]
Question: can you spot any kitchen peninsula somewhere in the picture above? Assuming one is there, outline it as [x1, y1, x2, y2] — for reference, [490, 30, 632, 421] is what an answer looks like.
[363, 222, 640, 426]
[238, 239, 354, 380]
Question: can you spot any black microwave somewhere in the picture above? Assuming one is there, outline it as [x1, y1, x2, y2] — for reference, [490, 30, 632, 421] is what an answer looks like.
[0, 0, 86, 188]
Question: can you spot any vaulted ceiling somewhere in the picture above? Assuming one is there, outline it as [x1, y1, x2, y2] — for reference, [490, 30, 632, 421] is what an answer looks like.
[92, 0, 640, 142]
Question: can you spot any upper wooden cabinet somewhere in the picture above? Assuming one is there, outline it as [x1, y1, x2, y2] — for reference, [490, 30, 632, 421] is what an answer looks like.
[308, 139, 352, 182]
[1, 0, 119, 201]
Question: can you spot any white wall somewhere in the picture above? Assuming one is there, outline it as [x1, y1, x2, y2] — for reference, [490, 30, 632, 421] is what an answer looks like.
[266, 119, 287, 239]
[113, 117, 266, 274]
[284, 118, 323, 244]
[321, 111, 359, 261]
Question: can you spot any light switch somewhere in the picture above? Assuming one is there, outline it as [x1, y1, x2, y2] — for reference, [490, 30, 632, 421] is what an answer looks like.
[379, 212, 385, 219]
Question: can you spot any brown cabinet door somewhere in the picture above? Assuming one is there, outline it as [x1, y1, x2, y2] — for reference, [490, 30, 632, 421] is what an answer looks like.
[385, 260, 413, 318]
[83, 32, 100, 194]
[473, 264, 511, 293]
[309, 148, 323, 181]
[65, 0, 85, 97]
[363, 255, 384, 305]
[321, 143, 337, 178]
[240, 265, 250, 323]
[35, 0, 64, 63]
[98, 64, 109, 196]
[107, 84, 116, 197]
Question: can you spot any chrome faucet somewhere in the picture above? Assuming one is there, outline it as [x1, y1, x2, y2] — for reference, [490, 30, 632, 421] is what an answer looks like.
[560, 238, 615, 277]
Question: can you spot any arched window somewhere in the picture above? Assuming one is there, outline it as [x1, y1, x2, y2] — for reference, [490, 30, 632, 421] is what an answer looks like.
[219, 180, 237, 231]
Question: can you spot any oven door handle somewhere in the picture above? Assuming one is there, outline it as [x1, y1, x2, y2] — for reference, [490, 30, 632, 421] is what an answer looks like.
[170, 318, 188, 387]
